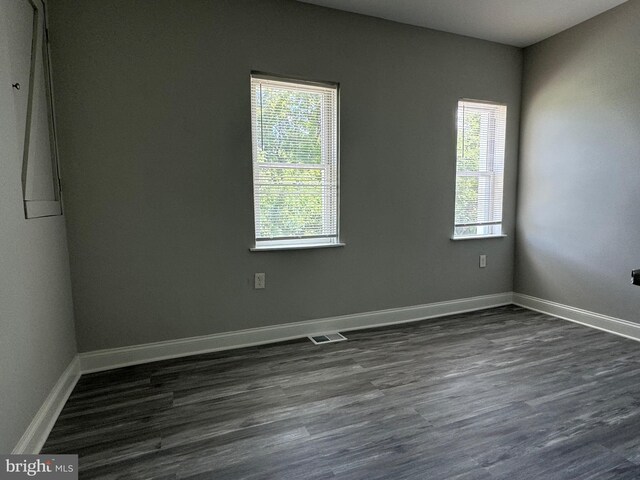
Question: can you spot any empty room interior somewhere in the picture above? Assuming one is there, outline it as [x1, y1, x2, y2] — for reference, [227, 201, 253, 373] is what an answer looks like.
[2, 0, 640, 478]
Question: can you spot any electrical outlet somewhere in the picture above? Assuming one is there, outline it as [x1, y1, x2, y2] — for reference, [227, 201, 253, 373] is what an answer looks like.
[254, 272, 266, 289]
[479, 255, 487, 268]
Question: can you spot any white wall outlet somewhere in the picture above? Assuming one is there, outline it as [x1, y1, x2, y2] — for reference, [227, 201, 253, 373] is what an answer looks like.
[479, 255, 487, 268]
[254, 272, 266, 289]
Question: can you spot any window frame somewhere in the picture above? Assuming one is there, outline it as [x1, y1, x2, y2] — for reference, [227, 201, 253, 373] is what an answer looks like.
[250, 73, 342, 251]
[452, 99, 507, 240]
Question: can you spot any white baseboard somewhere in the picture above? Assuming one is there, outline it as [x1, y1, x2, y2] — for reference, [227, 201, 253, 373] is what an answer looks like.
[12, 356, 81, 454]
[513, 293, 640, 342]
[80, 292, 514, 373]
[18, 293, 636, 454]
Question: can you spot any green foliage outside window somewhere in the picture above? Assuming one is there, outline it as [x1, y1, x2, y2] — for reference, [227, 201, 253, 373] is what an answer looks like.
[254, 86, 327, 239]
[455, 111, 482, 236]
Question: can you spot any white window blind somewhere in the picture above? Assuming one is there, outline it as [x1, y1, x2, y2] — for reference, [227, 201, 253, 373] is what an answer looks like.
[251, 75, 339, 248]
[454, 100, 507, 238]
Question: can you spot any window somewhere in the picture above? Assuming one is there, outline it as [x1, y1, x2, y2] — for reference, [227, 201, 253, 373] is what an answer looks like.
[251, 74, 339, 250]
[453, 100, 507, 238]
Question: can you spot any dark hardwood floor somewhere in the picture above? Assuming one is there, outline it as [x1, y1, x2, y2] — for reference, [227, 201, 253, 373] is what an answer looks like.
[43, 305, 640, 479]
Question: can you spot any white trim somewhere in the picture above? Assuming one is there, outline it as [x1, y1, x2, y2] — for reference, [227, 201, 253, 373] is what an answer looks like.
[251, 242, 346, 252]
[19, 293, 639, 455]
[450, 234, 507, 241]
[12, 356, 81, 454]
[80, 292, 513, 374]
[513, 293, 640, 343]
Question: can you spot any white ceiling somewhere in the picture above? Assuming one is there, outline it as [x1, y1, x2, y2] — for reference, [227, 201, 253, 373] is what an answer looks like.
[296, 0, 628, 47]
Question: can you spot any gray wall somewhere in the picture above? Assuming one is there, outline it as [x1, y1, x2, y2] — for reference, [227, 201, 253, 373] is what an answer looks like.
[516, 0, 640, 320]
[48, 0, 522, 353]
[0, 5, 77, 453]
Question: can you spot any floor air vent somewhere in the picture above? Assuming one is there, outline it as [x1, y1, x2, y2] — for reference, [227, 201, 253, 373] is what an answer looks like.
[309, 332, 347, 345]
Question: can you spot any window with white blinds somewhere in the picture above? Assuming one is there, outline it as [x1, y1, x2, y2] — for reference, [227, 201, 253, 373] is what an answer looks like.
[251, 75, 339, 249]
[454, 100, 507, 238]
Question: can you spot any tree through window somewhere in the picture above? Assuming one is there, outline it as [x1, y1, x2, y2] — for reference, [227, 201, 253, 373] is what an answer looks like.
[251, 75, 339, 249]
[454, 100, 506, 238]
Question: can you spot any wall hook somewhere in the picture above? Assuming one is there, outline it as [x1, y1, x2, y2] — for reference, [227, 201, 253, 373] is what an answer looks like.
[12, 83, 20, 90]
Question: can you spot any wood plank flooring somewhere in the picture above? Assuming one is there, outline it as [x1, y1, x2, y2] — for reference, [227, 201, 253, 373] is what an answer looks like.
[43, 306, 640, 479]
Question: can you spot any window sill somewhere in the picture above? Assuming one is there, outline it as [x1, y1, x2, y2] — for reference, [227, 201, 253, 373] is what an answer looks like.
[451, 234, 508, 241]
[250, 242, 346, 252]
